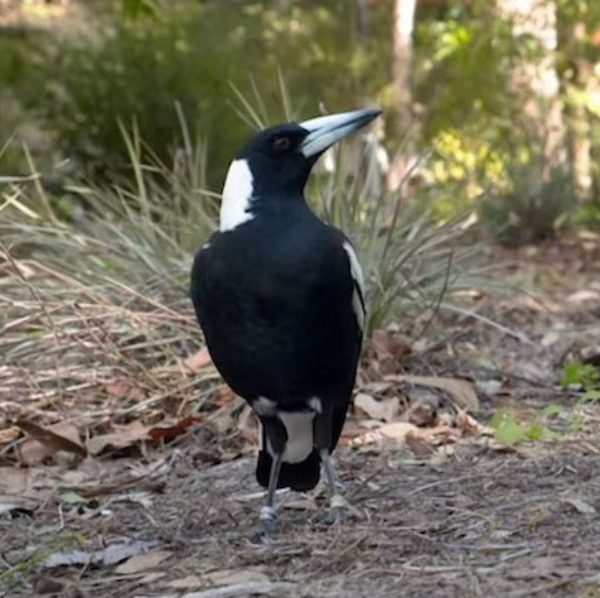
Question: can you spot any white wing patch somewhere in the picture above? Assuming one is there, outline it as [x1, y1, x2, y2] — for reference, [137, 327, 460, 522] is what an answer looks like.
[343, 241, 366, 332]
[220, 159, 255, 232]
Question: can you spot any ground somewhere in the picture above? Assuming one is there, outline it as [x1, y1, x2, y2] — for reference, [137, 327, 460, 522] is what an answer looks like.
[1, 234, 600, 597]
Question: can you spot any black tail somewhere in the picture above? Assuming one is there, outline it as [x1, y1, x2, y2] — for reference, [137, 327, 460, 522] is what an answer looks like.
[256, 449, 321, 492]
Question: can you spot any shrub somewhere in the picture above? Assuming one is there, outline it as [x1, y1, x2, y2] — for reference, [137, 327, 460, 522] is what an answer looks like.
[477, 161, 574, 246]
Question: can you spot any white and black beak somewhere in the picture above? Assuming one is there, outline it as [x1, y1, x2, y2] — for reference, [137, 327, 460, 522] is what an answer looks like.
[300, 108, 382, 159]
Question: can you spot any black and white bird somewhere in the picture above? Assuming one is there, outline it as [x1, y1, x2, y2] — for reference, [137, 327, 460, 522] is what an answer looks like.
[191, 108, 381, 531]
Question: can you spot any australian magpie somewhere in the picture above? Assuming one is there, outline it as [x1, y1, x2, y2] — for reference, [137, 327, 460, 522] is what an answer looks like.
[190, 108, 381, 531]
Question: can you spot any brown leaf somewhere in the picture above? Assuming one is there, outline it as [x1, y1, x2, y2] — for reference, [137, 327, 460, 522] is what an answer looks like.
[87, 421, 150, 456]
[456, 411, 491, 436]
[387, 375, 479, 411]
[203, 569, 269, 586]
[0, 427, 20, 444]
[507, 557, 562, 580]
[354, 393, 400, 422]
[405, 393, 438, 427]
[17, 420, 86, 464]
[183, 348, 212, 372]
[371, 329, 412, 360]
[214, 387, 236, 408]
[166, 575, 203, 589]
[405, 433, 437, 457]
[351, 422, 417, 447]
[42, 540, 158, 569]
[114, 550, 171, 574]
[0, 466, 55, 506]
[0, 467, 30, 495]
[211, 409, 235, 434]
[105, 380, 145, 401]
[562, 497, 596, 515]
[148, 416, 202, 443]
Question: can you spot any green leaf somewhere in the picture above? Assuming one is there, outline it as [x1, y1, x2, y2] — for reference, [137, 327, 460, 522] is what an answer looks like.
[543, 404, 563, 417]
[559, 361, 600, 389]
[579, 389, 600, 404]
[490, 411, 527, 446]
[58, 491, 90, 506]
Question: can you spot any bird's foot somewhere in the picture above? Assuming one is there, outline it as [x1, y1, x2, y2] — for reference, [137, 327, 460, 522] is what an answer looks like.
[321, 494, 349, 526]
[259, 505, 278, 537]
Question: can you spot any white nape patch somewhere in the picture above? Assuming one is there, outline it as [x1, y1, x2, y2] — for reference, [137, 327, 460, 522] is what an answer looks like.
[220, 159, 255, 232]
[343, 242, 366, 331]
[278, 411, 315, 464]
[307, 397, 322, 413]
[253, 397, 277, 417]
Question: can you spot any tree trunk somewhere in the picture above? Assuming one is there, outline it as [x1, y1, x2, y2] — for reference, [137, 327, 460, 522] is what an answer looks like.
[496, 0, 567, 173]
[387, 0, 418, 193]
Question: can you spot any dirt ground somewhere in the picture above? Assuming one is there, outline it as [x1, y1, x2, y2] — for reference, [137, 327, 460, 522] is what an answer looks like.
[2, 234, 600, 597]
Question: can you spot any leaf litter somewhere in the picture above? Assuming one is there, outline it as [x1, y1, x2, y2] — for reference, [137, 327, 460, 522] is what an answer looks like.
[1, 237, 600, 596]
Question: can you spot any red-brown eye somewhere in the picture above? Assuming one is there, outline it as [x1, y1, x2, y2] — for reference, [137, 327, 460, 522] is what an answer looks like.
[273, 136, 291, 152]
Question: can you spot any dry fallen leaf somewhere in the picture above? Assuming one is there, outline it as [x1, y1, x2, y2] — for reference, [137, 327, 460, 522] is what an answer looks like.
[42, 540, 158, 569]
[17, 421, 86, 465]
[182, 581, 296, 598]
[87, 420, 150, 455]
[0, 427, 20, 444]
[354, 393, 400, 422]
[183, 348, 212, 372]
[562, 497, 597, 515]
[351, 421, 418, 447]
[405, 433, 437, 457]
[456, 411, 492, 436]
[166, 575, 203, 589]
[507, 556, 563, 580]
[371, 329, 412, 360]
[404, 395, 438, 427]
[0, 467, 30, 496]
[203, 569, 269, 586]
[386, 375, 479, 411]
[148, 416, 202, 443]
[105, 380, 145, 401]
[115, 550, 171, 574]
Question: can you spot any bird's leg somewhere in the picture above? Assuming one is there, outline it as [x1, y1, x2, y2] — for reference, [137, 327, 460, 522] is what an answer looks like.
[260, 452, 282, 535]
[313, 407, 347, 524]
[319, 448, 348, 523]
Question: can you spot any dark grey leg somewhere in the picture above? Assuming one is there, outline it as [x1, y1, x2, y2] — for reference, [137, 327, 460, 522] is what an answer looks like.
[319, 448, 348, 523]
[260, 452, 282, 535]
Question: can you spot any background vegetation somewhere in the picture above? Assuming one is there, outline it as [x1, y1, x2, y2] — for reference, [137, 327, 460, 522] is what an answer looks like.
[0, 1, 599, 218]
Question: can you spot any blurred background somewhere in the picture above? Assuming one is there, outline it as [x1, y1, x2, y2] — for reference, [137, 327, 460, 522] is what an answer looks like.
[2, 0, 600, 238]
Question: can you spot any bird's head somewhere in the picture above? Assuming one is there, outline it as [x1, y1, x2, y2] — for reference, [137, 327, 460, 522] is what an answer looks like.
[220, 108, 382, 231]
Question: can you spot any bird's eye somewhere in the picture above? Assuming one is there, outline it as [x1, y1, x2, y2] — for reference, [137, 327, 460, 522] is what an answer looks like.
[273, 136, 291, 152]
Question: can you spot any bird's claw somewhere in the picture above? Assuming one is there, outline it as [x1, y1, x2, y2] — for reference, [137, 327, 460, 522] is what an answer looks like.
[321, 494, 349, 525]
[322, 506, 348, 525]
[259, 505, 278, 536]
[260, 518, 278, 536]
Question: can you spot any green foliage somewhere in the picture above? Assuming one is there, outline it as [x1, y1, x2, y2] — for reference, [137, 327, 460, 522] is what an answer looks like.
[559, 360, 600, 389]
[573, 200, 600, 228]
[490, 410, 558, 446]
[477, 162, 574, 246]
[30, 0, 390, 185]
[416, 4, 516, 141]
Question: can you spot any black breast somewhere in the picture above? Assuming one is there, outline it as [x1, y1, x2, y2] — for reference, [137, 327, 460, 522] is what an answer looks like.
[191, 206, 360, 409]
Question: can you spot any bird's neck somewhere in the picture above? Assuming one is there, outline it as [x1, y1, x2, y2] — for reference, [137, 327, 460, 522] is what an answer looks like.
[220, 159, 307, 232]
